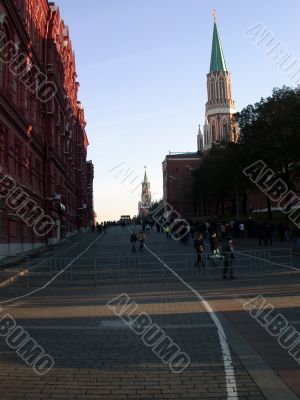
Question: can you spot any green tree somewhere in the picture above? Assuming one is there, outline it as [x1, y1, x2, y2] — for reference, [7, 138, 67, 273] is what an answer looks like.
[191, 86, 300, 219]
[237, 86, 300, 218]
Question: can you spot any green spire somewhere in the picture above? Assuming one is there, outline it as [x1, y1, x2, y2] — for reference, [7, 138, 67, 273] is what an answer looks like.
[143, 167, 148, 183]
[209, 16, 227, 73]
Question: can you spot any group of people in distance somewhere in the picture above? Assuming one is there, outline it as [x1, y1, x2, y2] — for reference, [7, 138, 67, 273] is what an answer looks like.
[193, 231, 235, 280]
[129, 225, 235, 280]
[127, 216, 300, 279]
[130, 230, 146, 253]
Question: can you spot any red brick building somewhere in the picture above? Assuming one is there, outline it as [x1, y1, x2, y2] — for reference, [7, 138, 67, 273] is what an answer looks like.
[0, 0, 94, 255]
[162, 152, 201, 218]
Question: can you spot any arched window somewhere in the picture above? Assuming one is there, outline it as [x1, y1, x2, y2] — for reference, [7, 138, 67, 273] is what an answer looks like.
[223, 77, 228, 99]
[223, 122, 228, 140]
[221, 117, 230, 141]
[227, 77, 231, 99]
[219, 77, 225, 101]
[211, 118, 217, 142]
[217, 76, 222, 100]
[207, 81, 211, 101]
[212, 124, 216, 142]
[211, 77, 215, 101]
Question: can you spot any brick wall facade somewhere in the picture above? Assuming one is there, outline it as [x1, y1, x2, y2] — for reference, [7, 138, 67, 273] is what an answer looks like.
[0, 0, 94, 255]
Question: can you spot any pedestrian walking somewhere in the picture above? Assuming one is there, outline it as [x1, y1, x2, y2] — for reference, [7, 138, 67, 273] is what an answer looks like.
[180, 224, 189, 243]
[263, 223, 272, 246]
[257, 223, 265, 246]
[293, 228, 300, 252]
[164, 226, 170, 239]
[190, 226, 195, 240]
[137, 230, 146, 253]
[130, 232, 137, 253]
[239, 222, 245, 238]
[222, 237, 236, 279]
[277, 222, 285, 242]
[194, 232, 205, 268]
[209, 231, 219, 266]
[284, 223, 290, 241]
[221, 223, 226, 241]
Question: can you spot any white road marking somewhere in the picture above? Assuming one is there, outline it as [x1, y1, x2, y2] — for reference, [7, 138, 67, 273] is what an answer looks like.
[145, 244, 238, 400]
[28, 235, 95, 271]
[0, 233, 103, 306]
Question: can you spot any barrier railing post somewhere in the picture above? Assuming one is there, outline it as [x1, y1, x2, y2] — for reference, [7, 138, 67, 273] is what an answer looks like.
[26, 260, 30, 289]
[94, 258, 97, 286]
[205, 254, 208, 278]
[27, 256, 29, 273]
[127, 257, 130, 281]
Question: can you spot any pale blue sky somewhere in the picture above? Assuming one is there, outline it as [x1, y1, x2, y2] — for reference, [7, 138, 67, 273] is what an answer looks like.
[57, 0, 300, 221]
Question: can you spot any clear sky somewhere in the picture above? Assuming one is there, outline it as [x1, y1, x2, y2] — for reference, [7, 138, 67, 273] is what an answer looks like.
[56, 0, 300, 222]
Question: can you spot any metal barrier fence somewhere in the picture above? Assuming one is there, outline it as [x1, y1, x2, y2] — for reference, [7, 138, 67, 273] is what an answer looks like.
[20, 248, 294, 288]
[0, 255, 30, 270]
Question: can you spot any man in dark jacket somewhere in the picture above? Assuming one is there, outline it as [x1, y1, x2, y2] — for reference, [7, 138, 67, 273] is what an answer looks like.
[194, 232, 205, 268]
[222, 237, 236, 279]
[209, 232, 219, 266]
[293, 228, 300, 252]
[130, 232, 137, 253]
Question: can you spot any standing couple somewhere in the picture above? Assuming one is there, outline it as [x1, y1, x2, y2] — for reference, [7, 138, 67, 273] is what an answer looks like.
[130, 231, 146, 253]
[193, 231, 219, 268]
[194, 232, 236, 279]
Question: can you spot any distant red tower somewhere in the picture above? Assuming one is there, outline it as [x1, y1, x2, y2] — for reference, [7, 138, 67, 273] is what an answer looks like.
[138, 167, 152, 218]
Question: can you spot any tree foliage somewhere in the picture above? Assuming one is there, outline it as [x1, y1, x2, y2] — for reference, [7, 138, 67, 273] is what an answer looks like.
[191, 86, 300, 217]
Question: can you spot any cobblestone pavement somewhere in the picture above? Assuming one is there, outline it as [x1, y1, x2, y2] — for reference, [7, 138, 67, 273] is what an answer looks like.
[0, 226, 299, 400]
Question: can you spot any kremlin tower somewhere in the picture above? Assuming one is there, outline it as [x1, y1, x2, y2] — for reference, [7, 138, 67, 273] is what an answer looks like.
[163, 11, 238, 218]
[138, 167, 152, 218]
[199, 11, 238, 151]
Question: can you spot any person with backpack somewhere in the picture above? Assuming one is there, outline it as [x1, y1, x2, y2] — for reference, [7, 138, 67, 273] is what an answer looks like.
[130, 232, 137, 253]
[194, 232, 205, 268]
